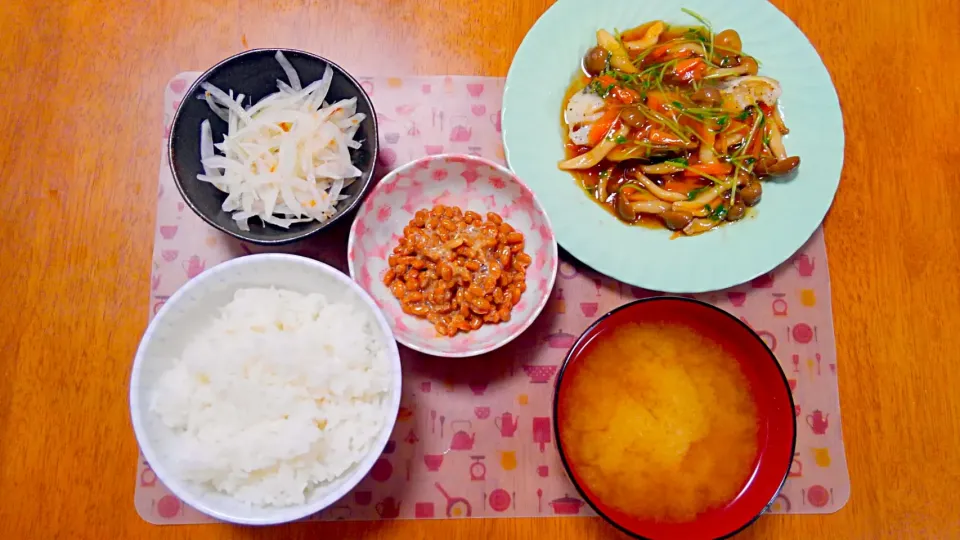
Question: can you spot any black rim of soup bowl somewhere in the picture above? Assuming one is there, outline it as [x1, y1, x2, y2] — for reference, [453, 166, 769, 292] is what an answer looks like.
[168, 48, 379, 245]
[551, 296, 797, 540]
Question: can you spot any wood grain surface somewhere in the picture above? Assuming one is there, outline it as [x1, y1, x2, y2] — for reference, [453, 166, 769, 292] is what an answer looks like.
[2, 0, 959, 538]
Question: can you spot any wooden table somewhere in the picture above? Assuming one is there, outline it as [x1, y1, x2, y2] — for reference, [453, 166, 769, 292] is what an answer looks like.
[2, 0, 959, 538]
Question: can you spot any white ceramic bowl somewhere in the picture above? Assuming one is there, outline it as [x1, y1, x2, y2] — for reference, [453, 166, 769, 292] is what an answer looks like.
[129, 254, 402, 525]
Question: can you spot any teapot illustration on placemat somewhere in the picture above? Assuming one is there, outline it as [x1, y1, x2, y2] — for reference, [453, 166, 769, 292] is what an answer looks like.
[806, 410, 829, 435]
[182, 255, 205, 278]
[450, 420, 475, 451]
[794, 253, 816, 277]
[449, 124, 472, 143]
[495, 412, 519, 437]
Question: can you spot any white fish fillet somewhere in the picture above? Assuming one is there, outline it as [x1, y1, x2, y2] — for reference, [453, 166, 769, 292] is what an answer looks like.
[564, 89, 606, 146]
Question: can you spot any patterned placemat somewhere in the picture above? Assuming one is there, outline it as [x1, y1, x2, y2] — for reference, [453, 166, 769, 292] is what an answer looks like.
[136, 74, 849, 524]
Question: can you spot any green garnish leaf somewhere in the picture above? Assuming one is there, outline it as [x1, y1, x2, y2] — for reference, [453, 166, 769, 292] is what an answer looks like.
[681, 8, 712, 29]
[633, 101, 691, 144]
[667, 157, 690, 167]
[736, 109, 751, 121]
[614, 135, 628, 144]
[732, 106, 765, 159]
[687, 186, 707, 201]
[710, 204, 728, 221]
[671, 101, 685, 110]
[681, 8, 715, 61]
[717, 115, 728, 126]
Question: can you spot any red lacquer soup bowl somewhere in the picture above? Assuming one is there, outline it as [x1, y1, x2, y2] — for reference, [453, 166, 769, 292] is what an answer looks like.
[553, 297, 796, 540]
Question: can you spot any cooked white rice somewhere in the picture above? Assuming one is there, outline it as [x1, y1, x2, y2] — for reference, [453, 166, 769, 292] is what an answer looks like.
[149, 287, 391, 507]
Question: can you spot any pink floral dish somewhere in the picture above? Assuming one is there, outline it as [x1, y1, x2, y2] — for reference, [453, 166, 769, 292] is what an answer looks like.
[348, 154, 559, 357]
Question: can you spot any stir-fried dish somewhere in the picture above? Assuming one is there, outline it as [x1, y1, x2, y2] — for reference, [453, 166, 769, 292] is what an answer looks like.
[560, 10, 800, 236]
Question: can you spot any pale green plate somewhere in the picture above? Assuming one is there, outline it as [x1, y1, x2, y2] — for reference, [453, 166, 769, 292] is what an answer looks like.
[502, 0, 843, 293]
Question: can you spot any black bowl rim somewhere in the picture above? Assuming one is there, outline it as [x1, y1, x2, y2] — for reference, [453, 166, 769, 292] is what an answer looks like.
[551, 296, 798, 540]
[167, 47, 379, 246]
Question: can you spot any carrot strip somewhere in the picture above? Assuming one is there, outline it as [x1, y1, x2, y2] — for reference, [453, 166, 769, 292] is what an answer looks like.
[646, 92, 668, 113]
[683, 163, 733, 177]
[674, 58, 703, 75]
[649, 44, 672, 60]
[611, 87, 640, 104]
[595, 75, 617, 88]
[663, 179, 704, 193]
[649, 129, 686, 144]
[588, 109, 620, 146]
[682, 117, 708, 142]
[593, 75, 641, 105]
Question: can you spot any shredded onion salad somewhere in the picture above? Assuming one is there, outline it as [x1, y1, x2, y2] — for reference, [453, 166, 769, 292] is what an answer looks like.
[197, 52, 366, 231]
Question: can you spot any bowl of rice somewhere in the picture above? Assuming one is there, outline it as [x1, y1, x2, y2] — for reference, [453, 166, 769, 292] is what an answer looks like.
[129, 254, 401, 525]
[168, 49, 378, 245]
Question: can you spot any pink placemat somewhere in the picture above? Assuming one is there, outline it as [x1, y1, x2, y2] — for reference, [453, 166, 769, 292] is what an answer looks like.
[136, 74, 849, 524]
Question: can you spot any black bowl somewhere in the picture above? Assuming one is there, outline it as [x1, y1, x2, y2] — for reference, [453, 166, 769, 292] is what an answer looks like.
[168, 48, 378, 245]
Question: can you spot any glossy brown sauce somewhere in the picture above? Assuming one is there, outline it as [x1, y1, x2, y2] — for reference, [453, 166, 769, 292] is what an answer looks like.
[560, 77, 710, 231]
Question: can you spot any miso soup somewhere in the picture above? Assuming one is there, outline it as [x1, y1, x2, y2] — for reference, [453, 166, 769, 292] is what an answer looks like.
[557, 321, 760, 523]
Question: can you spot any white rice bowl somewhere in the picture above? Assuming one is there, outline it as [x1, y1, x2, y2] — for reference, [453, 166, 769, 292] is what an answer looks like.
[129, 254, 402, 525]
